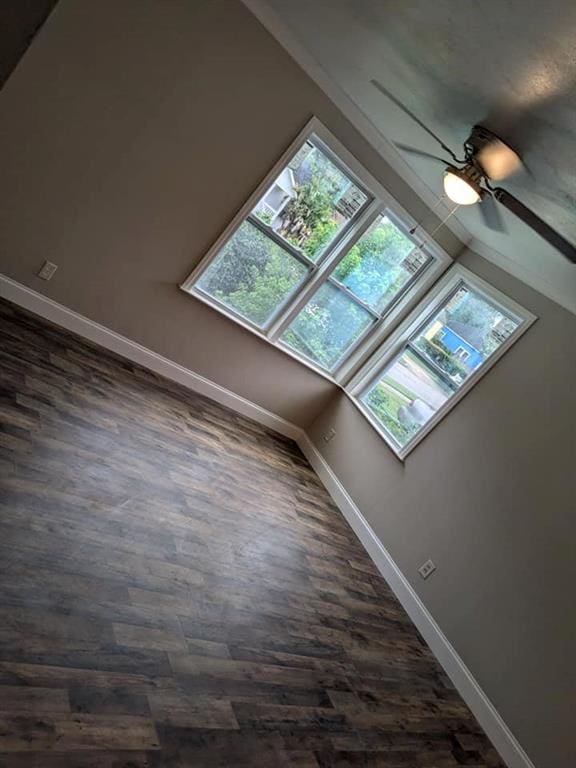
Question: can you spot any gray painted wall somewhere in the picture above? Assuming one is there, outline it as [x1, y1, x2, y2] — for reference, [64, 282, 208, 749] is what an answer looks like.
[0, 0, 459, 427]
[309, 250, 576, 768]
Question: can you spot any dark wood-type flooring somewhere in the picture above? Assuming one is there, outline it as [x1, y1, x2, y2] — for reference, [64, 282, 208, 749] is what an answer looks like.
[0, 297, 504, 767]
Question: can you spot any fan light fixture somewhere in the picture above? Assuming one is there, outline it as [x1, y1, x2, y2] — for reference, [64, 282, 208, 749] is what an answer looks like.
[443, 168, 481, 205]
[371, 78, 576, 263]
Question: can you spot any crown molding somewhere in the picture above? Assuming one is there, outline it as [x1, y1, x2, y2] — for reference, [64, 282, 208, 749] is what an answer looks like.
[468, 237, 575, 315]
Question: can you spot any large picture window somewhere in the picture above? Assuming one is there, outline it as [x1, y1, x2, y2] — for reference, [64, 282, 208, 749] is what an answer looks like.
[181, 120, 536, 460]
[181, 118, 449, 380]
[349, 265, 536, 458]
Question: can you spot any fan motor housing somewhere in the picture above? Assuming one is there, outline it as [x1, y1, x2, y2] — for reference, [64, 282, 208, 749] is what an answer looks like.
[466, 125, 512, 154]
[465, 126, 522, 180]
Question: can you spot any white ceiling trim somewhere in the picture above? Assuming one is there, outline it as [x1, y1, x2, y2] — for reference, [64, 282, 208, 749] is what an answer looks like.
[468, 237, 566, 298]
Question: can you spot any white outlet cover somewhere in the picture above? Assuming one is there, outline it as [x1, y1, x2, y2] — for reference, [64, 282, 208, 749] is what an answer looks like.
[38, 261, 58, 281]
[418, 559, 436, 579]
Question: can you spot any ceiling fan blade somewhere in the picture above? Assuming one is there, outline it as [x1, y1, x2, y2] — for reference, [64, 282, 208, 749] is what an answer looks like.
[394, 142, 449, 164]
[479, 192, 506, 233]
[494, 188, 576, 263]
[371, 79, 460, 164]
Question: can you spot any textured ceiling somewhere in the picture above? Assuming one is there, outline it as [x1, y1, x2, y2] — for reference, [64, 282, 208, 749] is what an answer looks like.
[254, 0, 576, 313]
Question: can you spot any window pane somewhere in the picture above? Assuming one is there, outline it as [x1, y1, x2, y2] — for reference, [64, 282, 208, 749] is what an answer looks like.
[332, 215, 428, 311]
[196, 221, 308, 327]
[282, 282, 374, 370]
[412, 284, 520, 387]
[362, 349, 455, 447]
[253, 140, 368, 261]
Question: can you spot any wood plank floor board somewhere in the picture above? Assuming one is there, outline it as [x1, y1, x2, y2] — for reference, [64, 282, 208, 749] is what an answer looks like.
[68, 686, 152, 717]
[0, 298, 504, 766]
[0, 685, 70, 715]
[0, 752, 155, 768]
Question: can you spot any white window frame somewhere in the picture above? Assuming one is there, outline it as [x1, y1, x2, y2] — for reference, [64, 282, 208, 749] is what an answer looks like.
[347, 264, 537, 460]
[180, 117, 451, 384]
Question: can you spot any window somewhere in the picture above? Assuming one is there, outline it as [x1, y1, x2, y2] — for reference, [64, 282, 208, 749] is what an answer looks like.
[454, 347, 471, 362]
[181, 121, 536, 460]
[192, 132, 369, 332]
[181, 118, 449, 381]
[279, 212, 432, 371]
[350, 265, 536, 459]
[196, 220, 309, 327]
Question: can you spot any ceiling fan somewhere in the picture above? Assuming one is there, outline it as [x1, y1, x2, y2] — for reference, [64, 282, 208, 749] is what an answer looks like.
[371, 78, 576, 263]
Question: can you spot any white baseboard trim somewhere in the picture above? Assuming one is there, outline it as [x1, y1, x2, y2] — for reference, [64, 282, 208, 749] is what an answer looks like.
[0, 272, 534, 768]
[297, 432, 536, 768]
[0, 274, 301, 441]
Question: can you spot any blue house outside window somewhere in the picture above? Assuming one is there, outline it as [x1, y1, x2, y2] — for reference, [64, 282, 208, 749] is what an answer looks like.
[438, 325, 483, 370]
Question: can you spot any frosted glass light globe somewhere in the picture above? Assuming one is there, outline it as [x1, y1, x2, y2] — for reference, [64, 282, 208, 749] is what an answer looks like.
[443, 170, 481, 205]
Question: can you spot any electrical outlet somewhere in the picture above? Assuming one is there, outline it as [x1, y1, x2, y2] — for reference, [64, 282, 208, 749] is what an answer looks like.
[37, 261, 58, 281]
[418, 559, 436, 580]
[323, 428, 336, 443]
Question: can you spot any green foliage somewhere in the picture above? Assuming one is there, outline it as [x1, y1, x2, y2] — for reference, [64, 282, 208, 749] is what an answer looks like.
[199, 151, 351, 333]
[218, 260, 301, 326]
[257, 210, 273, 225]
[282, 218, 415, 369]
[278, 163, 338, 259]
[200, 161, 421, 369]
[282, 325, 330, 365]
[302, 217, 338, 259]
[333, 218, 414, 309]
[199, 222, 305, 326]
[364, 384, 416, 445]
[416, 337, 468, 378]
[281, 285, 371, 368]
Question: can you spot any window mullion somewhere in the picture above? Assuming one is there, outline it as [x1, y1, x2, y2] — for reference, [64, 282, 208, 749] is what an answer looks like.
[266, 200, 382, 342]
[247, 214, 313, 269]
[326, 276, 380, 319]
